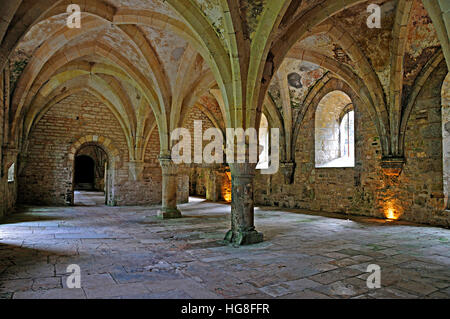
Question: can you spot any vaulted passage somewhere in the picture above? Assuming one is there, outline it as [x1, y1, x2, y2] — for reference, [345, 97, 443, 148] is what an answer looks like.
[0, 0, 449, 300]
[74, 156, 95, 189]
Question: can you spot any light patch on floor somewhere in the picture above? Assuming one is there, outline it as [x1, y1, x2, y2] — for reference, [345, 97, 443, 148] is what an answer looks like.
[74, 191, 106, 207]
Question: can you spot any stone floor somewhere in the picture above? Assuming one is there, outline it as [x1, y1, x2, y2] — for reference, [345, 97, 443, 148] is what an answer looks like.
[74, 190, 106, 206]
[0, 192, 449, 299]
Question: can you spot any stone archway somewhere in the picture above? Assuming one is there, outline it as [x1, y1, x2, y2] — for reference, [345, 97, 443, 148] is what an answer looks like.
[68, 135, 120, 206]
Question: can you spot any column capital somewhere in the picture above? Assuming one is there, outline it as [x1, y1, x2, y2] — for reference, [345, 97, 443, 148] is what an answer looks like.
[381, 156, 405, 177]
[158, 156, 178, 175]
[229, 162, 257, 179]
[158, 154, 172, 163]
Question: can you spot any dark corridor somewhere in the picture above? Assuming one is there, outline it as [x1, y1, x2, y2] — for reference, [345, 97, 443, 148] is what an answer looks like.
[74, 155, 95, 190]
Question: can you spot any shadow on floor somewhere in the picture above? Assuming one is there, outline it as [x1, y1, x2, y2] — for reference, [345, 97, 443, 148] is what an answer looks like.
[0, 243, 67, 277]
[0, 211, 68, 225]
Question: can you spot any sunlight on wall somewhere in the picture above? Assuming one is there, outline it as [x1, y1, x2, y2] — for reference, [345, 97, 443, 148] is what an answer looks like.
[257, 114, 269, 170]
[222, 171, 232, 202]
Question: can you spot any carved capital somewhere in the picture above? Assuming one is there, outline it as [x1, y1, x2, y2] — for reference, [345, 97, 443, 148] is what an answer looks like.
[381, 156, 405, 177]
[229, 162, 257, 180]
[158, 155, 178, 176]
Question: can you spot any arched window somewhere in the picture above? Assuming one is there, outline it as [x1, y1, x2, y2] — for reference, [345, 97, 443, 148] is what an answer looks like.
[7, 163, 15, 182]
[339, 106, 355, 162]
[315, 91, 355, 168]
[257, 114, 269, 169]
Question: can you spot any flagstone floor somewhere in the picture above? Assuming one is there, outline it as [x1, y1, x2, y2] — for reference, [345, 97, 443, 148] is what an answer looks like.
[0, 193, 449, 299]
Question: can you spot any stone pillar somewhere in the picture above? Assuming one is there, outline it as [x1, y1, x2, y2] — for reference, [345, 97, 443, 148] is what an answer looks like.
[206, 165, 225, 202]
[206, 168, 218, 201]
[158, 156, 182, 219]
[224, 162, 263, 245]
[177, 164, 189, 204]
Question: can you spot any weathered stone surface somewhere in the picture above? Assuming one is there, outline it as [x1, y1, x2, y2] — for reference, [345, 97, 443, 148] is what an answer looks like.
[0, 0, 449, 301]
[0, 196, 448, 299]
[224, 163, 263, 246]
[255, 66, 450, 227]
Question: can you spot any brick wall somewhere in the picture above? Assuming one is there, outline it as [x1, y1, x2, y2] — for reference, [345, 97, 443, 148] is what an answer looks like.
[18, 90, 163, 206]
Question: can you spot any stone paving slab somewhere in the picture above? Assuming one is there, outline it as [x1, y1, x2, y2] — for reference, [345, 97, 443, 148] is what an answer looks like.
[0, 196, 449, 299]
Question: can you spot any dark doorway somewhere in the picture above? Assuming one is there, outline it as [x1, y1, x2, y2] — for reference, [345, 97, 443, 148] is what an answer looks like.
[74, 155, 95, 190]
[73, 144, 108, 206]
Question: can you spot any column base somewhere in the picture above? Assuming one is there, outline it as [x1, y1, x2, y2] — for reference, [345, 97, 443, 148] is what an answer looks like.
[157, 208, 182, 219]
[224, 229, 264, 246]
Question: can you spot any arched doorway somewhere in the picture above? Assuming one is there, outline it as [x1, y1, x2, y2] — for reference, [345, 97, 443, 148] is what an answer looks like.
[73, 144, 108, 206]
[68, 135, 120, 207]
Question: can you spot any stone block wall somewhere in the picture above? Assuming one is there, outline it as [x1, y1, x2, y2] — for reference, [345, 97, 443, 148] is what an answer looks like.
[0, 66, 17, 218]
[111, 127, 164, 206]
[255, 65, 449, 227]
[18, 91, 163, 206]
[394, 62, 448, 225]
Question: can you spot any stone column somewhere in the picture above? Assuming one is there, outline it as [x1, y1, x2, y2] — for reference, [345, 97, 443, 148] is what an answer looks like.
[206, 165, 225, 202]
[158, 156, 182, 219]
[224, 162, 263, 245]
[206, 168, 218, 202]
[177, 164, 189, 204]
